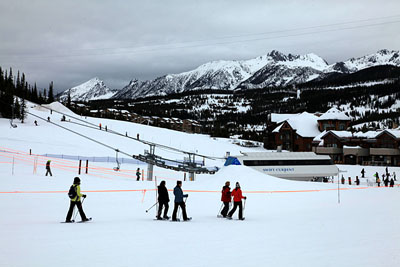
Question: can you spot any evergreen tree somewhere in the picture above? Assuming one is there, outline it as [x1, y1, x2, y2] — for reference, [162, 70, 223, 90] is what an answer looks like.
[48, 81, 54, 103]
[20, 98, 26, 123]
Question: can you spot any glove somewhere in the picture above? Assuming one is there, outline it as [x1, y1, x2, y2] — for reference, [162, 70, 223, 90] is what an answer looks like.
[83, 194, 87, 198]
[244, 196, 247, 200]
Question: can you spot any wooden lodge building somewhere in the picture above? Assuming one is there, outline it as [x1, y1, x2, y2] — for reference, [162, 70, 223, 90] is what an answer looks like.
[268, 107, 400, 166]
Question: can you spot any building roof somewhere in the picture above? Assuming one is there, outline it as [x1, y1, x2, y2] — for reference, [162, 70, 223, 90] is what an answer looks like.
[272, 112, 320, 138]
[318, 107, 351, 121]
[376, 129, 400, 139]
[236, 151, 332, 161]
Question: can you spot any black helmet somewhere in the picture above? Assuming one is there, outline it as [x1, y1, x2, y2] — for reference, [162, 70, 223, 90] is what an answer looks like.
[73, 177, 81, 184]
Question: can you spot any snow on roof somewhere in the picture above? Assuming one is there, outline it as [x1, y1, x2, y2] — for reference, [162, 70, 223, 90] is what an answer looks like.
[312, 130, 327, 144]
[236, 151, 331, 160]
[272, 112, 320, 138]
[318, 107, 351, 121]
[270, 113, 299, 123]
[321, 130, 381, 139]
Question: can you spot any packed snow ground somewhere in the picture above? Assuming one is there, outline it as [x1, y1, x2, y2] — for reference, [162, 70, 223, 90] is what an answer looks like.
[1, 103, 400, 267]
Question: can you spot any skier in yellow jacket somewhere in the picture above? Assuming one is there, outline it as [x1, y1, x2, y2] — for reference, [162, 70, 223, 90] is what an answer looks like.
[65, 177, 89, 222]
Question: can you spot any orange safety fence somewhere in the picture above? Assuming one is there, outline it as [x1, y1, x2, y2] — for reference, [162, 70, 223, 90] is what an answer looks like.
[0, 184, 398, 195]
[0, 146, 180, 181]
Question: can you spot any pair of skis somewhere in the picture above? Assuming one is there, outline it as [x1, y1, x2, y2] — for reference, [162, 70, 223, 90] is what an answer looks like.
[217, 215, 245, 220]
[61, 218, 92, 223]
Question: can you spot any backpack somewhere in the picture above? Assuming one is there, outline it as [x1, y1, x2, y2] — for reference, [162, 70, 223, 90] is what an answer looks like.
[68, 185, 77, 199]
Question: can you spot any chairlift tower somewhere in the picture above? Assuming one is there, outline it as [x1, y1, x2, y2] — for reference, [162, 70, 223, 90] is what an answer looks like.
[145, 144, 156, 181]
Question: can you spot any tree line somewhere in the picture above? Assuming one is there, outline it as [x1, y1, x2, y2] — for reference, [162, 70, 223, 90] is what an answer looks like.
[0, 66, 55, 121]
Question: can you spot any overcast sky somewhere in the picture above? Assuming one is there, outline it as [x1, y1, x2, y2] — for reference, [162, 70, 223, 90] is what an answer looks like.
[0, 0, 399, 93]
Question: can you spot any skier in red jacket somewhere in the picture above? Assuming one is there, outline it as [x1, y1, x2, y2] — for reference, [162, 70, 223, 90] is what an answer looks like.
[220, 181, 231, 218]
[227, 182, 246, 220]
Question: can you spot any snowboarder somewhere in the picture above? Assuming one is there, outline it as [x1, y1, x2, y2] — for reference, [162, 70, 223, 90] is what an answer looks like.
[172, 180, 190, 221]
[361, 168, 365, 178]
[157, 181, 170, 220]
[34, 120, 38, 126]
[45, 160, 52, 176]
[65, 177, 89, 223]
[355, 176, 360, 186]
[227, 182, 246, 220]
[390, 178, 395, 187]
[136, 168, 141, 181]
[61, 115, 66, 121]
[220, 181, 231, 218]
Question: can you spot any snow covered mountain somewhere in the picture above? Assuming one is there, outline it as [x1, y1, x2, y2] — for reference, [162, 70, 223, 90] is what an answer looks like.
[58, 77, 118, 102]
[325, 49, 400, 73]
[68, 50, 399, 100]
[113, 55, 272, 99]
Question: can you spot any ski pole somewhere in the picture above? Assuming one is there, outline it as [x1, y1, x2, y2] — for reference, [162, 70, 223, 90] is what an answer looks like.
[217, 203, 223, 216]
[145, 202, 158, 213]
[73, 197, 85, 221]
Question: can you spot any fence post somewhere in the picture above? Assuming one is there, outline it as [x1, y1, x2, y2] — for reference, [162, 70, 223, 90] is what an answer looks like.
[78, 160, 82, 175]
[86, 160, 89, 174]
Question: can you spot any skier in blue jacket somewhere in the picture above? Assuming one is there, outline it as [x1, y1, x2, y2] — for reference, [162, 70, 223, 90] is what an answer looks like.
[172, 180, 190, 221]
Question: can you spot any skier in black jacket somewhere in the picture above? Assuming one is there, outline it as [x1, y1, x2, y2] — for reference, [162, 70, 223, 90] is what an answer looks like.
[157, 181, 170, 220]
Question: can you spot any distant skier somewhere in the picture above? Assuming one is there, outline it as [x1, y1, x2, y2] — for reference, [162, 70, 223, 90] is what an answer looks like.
[341, 176, 345, 184]
[348, 177, 352, 185]
[390, 178, 395, 187]
[157, 181, 170, 220]
[375, 172, 379, 183]
[136, 168, 141, 181]
[393, 172, 397, 181]
[377, 177, 381, 187]
[99, 123, 102, 130]
[220, 181, 231, 218]
[45, 160, 52, 176]
[137, 133, 140, 140]
[361, 168, 365, 178]
[355, 176, 360, 186]
[47, 116, 50, 122]
[172, 181, 190, 221]
[227, 182, 246, 220]
[34, 120, 38, 126]
[65, 177, 89, 223]
[105, 125, 107, 131]
[384, 177, 389, 187]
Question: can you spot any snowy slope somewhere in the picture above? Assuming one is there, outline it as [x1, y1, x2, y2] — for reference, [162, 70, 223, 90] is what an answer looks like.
[58, 77, 118, 102]
[325, 49, 400, 73]
[1, 102, 400, 267]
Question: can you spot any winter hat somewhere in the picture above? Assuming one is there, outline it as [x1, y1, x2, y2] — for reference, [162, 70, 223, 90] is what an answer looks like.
[225, 181, 230, 186]
[236, 182, 240, 188]
[160, 181, 166, 186]
[177, 180, 182, 185]
[73, 177, 81, 184]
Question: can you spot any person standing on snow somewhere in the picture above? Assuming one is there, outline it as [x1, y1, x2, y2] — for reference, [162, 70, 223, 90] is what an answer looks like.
[157, 181, 170, 220]
[136, 168, 141, 181]
[361, 168, 365, 178]
[220, 181, 231, 218]
[172, 181, 190, 221]
[227, 182, 246, 220]
[45, 160, 52, 176]
[65, 177, 89, 222]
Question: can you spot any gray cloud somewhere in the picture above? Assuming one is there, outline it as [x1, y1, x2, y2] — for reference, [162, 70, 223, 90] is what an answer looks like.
[0, 0, 399, 93]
